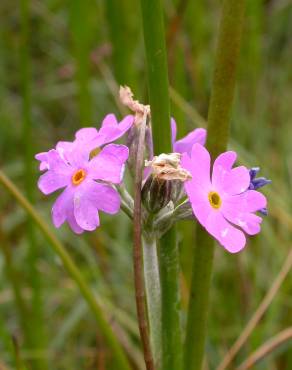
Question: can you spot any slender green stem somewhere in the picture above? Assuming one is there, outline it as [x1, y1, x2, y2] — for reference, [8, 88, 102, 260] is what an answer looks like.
[184, 1, 247, 370]
[0, 170, 131, 370]
[142, 236, 161, 366]
[140, 1, 182, 369]
[20, 0, 46, 368]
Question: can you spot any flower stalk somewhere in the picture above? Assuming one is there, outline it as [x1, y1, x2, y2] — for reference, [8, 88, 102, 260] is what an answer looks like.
[140, 0, 182, 369]
[133, 114, 155, 370]
[184, 1, 247, 369]
[142, 235, 161, 366]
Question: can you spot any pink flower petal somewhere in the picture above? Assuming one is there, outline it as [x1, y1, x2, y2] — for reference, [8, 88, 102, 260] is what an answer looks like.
[221, 166, 250, 195]
[75, 128, 106, 153]
[171, 118, 207, 155]
[74, 192, 100, 231]
[67, 203, 85, 234]
[73, 179, 120, 231]
[38, 171, 70, 195]
[76, 181, 121, 215]
[45, 150, 72, 175]
[52, 187, 74, 228]
[98, 114, 134, 146]
[212, 151, 237, 190]
[221, 206, 263, 235]
[181, 144, 211, 189]
[186, 187, 212, 226]
[174, 128, 207, 155]
[101, 113, 119, 127]
[223, 190, 267, 213]
[35, 152, 49, 171]
[88, 144, 129, 183]
[75, 127, 98, 141]
[117, 115, 135, 133]
[205, 211, 246, 253]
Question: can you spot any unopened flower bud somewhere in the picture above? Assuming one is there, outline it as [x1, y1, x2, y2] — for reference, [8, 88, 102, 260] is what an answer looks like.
[142, 153, 192, 214]
[142, 175, 172, 214]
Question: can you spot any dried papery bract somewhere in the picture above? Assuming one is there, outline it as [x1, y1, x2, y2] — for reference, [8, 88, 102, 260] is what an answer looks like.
[120, 86, 152, 174]
[145, 153, 192, 181]
[119, 85, 150, 125]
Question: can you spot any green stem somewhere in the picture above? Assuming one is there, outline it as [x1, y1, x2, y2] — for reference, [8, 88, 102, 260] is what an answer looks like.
[20, 0, 47, 368]
[140, 1, 182, 369]
[184, 1, 247, 370]
[142, 236, 161, 366]
[140, 0, 171, 155]
[0, 170, 131, 370]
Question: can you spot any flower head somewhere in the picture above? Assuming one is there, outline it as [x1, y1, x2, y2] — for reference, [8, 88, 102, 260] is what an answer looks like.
[36, 114, 134, 171]
[171, 118, 206, 155]
[36, 142, 129, 234]
[181, 144, 267, 253]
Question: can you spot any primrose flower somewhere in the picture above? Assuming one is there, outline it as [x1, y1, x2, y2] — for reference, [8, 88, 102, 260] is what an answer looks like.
[171, 118, 206, 155]
[36, 143, 129, 234]
[181, 144, 267, 253]
[36, 114, 134, 171]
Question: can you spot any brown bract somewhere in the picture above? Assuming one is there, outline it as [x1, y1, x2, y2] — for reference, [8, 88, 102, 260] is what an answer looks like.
[119, 85, 150, 125]
[145, 153, 192, 181]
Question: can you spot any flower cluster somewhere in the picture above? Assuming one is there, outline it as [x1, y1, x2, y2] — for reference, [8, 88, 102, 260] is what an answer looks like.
[36, 114, 133, 233]
[36, 110, 269, 253]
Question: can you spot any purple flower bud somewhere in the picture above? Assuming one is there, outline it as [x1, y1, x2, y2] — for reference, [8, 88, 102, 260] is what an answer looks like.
[259, 207, 268, 216]
[249, 167, 271, 190]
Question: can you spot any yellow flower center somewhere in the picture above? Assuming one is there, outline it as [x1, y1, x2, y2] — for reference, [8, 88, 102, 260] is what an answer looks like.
[72, 169, 86, 186]
[208, 191, 222, 209]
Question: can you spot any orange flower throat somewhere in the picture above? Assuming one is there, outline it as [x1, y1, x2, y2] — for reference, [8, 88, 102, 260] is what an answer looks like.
[72, 169, 86, 186]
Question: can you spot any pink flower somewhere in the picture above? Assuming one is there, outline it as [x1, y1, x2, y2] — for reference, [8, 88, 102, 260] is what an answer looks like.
[171, 118, 206, 154]
[36, 114, 134, 171]
[36, 143, 129, 234]
[181, 144, 267, 253]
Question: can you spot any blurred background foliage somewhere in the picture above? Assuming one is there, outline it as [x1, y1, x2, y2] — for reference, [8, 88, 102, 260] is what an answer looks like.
[0, 0, 291, 369]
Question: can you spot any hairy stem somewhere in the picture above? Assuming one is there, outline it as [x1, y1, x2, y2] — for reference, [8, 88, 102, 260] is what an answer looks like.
[133, 115, 155, 370]
[140, 1, 182, 369]
[184, 1, 247, 370]
[142, 236, 161, 366]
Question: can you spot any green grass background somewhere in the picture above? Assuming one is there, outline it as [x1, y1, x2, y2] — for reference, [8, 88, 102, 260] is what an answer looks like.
[0, 0, 291, 369]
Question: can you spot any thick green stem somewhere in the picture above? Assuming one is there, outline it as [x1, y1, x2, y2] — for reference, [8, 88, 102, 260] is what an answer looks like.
[142, 236, 162, 366]
[184, 1, 247, 370]
[140, 0, 171, 154]
[0, 170, 131, 370]
[140, 1, 182, 369]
